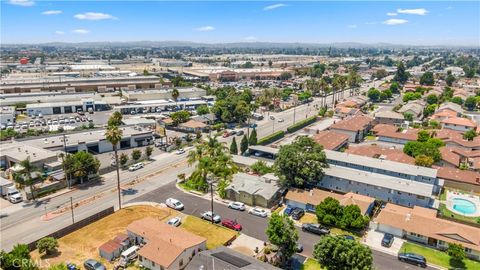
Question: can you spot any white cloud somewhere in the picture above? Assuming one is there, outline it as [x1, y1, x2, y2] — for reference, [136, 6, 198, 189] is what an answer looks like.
[397, 8, 428, 16]
[264, 3, 286, 11]
[73, 29, 89, 34]
[387, 12, 397, 16]
[42, 10, 62, 15]
[74, 12, 117, 21]
[245, 36, 257, 41]
[195, 26, 215, 32]
[8, 0, 34, 7]
[55, 31, 65, 35]
[365, 22, 377, 25]
[383, 19, 409, 25]
[347, 24, 358, 29]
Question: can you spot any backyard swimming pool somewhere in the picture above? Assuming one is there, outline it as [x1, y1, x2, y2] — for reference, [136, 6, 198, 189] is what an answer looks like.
[452, 198, 477, 215]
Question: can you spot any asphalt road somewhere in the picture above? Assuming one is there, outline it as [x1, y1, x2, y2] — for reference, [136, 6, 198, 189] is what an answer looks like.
[132, 182, 435, 270]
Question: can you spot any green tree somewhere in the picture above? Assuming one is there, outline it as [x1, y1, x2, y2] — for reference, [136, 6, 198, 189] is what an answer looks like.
[240, 135, 249, 154]
[451, 96, 464, 105]
[429, 120, 441, 129]
[171, 88, 180, 104]
[36, 237, 59, 255]
[250, 160, 273, 175]
[107, 111, 123, 127]
[106, 125, 123, 209]
[423, 104, 436, 117]
[268, 60, 273, 67]
[266, 213, 299, 263]
[280, 71, 293, 80]
[48, 264, 68, 270]
[249, 128, 258, 145]
[171, 110, 191, 125]
[230, 137, 238, 155]
[64, 151, 100, 184]
[145, 146, 153, 159]
[196, 105, 210, 115]
[14, 158, 41, 200]
[393, 62, 409, 84]
[415, 154, 434, 167]
[374, 69, 387, 80]
[389, 81, 400, 93]
[403, 92, 422, 102]
[463, 129, 477, 141]
[313, 236, 373, 270]
[464, 96, 477, 111]
[403, 112, 413, 122]
[274, 136, 328, 187]
[448, 243, 466, 261]
[446, 73, 456, 87]
[338, 204, 369, 230]
[420, 71, 435, 86]
[131, 149, 142, 161]
[417, 130, 431, 142]
[119, 153, 128, 167]
[426, 94, 438, 105]
[1, 244, 37, 270]
[367, 88, 381, 102]
[315, 197, 343, 226]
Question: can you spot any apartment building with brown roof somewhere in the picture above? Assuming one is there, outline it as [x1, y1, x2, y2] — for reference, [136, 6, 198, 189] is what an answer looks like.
[329, 115, 374, 143]
[312, 130, 349, 150]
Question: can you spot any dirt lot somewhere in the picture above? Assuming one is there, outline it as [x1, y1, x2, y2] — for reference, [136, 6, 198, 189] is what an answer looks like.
[31, 204, 237, 269]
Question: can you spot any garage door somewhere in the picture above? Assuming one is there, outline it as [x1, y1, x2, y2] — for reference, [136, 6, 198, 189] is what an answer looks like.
[377, 224, 403, 237]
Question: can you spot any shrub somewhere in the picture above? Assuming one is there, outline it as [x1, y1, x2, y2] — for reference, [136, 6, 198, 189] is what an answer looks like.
[37, 237, 59, 255]
[258, 131, 285, 145]
[286, 116, 317, 133]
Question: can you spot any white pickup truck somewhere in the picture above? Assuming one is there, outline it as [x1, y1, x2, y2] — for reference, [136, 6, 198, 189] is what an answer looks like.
[5, 187, 23, 204]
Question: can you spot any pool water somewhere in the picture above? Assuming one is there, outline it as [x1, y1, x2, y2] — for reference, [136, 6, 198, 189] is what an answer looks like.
[452, 198, 477, 215]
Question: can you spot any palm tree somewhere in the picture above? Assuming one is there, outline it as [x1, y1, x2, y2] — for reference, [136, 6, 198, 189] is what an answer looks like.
[105, 125, 123, 209]
[319, 78, 329, 108]
[15, 158, 40, 200]
[171, 88, 180, 110]
[108, 111, 123, 127]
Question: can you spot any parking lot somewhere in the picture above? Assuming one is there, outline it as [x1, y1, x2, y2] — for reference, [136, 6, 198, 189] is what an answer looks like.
[364, 228, 405, 256]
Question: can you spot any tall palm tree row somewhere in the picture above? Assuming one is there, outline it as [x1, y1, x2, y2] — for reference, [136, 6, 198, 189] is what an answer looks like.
[106, 121, 124, 209]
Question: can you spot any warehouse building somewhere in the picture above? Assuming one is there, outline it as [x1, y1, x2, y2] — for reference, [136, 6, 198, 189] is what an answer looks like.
[26, 99, 109, 115]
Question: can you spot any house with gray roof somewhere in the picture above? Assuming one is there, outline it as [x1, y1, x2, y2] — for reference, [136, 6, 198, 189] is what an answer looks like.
[398, 100, 426, 120]
[225, 173, 284, 208]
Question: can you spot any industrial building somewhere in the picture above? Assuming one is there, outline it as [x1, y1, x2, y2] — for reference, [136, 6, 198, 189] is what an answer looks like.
[122, 87, 206, 101]
[26, 99, 109, 115]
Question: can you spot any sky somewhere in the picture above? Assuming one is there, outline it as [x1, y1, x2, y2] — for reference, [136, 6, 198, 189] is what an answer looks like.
[1, 1, 479, 46]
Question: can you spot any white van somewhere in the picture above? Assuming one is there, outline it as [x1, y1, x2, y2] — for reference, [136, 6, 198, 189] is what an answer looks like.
[121, 245, 139, 262]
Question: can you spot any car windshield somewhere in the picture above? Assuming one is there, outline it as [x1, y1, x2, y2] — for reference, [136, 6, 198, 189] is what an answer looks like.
[174, 202, 181, 206]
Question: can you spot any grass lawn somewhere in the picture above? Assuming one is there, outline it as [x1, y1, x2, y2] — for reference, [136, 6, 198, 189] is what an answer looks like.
[401, 242, 480, 270]
[273, 205, 285, 214]
[364, 135, 377, 141]
[438, 203, 479, 225]
[300, 213, 318, 224]
[178, 182, 206, 194]
[301, 258, 325, 270]
[180, 215, 238, 249]
[31, 205, 171, 268]
[329, 227, 361, 239]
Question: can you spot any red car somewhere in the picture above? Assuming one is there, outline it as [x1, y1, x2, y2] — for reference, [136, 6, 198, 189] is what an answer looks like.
[221, 219, 242, 231]
[222, 132, 230, 138]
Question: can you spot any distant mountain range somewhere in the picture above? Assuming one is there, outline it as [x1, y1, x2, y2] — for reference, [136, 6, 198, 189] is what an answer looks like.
[1, 41, 477, 49]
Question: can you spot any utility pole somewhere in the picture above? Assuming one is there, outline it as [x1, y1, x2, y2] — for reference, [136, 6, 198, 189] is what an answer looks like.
[209, 180, 214, 224]
[293, 100, 297, 125]
[62, 134, 71, 189]
[70, 197, 75, 224]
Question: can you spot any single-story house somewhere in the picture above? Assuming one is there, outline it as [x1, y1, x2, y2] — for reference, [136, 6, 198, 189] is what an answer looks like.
[436, 102, 463, 115]
[374, 110, 405, 126]
[185, 246, 280, 270]
[334, 106, 361, 118]
[398, 100, 426, 120]
[441, 117, 477, 132]
[372, 124, 419, 145]
[329, 115, 374, 143]
[435, 129, 480, 150]
[436, 166, 480, 193]
[375, 204, 480, 260]
[127, 217, 207, 270]
[225, 173, 284, 208]
[312, 130, 349, 151]
[284, 188, 375, 215]
[191, 113, 217, 125]
[178, 119, 208, 133]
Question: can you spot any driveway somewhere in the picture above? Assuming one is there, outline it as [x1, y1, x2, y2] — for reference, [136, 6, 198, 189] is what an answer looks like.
[364, 228, 405, 256]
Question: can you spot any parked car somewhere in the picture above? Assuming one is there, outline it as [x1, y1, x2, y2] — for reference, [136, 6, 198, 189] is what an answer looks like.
[277, 118, 284, 123]
[222, 132, 230, 138]
[128, 163, 144, 171]
[284, 206, 294, 216]
[269, 116, 275, 120]
[201, 211, 221, 223]
[341, 235, 355, 241]
[236, 130, 244, 136]
[228, 201, 246, 211]
[381, 233, 394, 247]
[301, 223, 330, 235]
[295, 243, 304, 253]
[291, 208, 305, 220]
[221, 219, 242, 231]
[176, 149, 186, 155]
[167, 217, 182, 227]
[248, 207, 268, 218]
[249, 123, 258, 128]
[83, 259, 106, 270]
[397, 253, 427, 268]
[166, 198, 184, 210]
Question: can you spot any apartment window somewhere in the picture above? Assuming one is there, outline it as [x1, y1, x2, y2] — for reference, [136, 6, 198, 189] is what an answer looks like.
[139, 256, 143, 262]
[397, 191, 402, 195]
[465, 248, 472, 253]
[152, 262, 155, 267]
[438, 240, 445, 245]
[416, 195, 425, 200]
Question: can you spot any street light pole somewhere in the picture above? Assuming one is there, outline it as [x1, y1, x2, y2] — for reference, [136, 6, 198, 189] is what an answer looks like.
[62, 134, 71, 189]
[70, 196, 75, 224]
[209, 180, 214, 224]
[293, 101, 297, 125]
